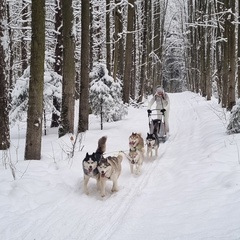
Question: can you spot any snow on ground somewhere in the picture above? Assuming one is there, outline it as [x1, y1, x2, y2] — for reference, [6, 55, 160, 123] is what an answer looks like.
[1, 91, 240, 240]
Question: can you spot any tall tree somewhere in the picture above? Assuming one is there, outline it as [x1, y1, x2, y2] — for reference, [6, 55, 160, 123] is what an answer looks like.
[123, 0, 134, 103]
[238, 0, 240, 99]
[25, 0, 45, 160]
[138, 0, 147, 102]
[0, 0, 10, 150]
[227, 0, 236, 110]
[51, 0, 62, 128]
[21, 0, 28, 74]
[153, 1, 161, 89]
[78, 0, 90, 132]
[58, 0, 75, 137]
[113, 0, 124, 81]
[222, 0, 230, 108]
[106, 0, 111, 73]
[205, 1, 212, 100]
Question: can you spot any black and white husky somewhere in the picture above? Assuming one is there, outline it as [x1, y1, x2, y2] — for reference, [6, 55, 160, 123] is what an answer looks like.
[146, 132, 159, 158]
[97, 154, 123, 197]
[82, 136, 107, 195]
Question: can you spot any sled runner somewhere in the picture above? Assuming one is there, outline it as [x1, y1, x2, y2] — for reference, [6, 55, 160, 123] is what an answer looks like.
[147, 109, 167, 143]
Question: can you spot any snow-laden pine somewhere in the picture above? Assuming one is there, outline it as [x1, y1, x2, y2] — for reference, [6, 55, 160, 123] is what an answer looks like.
[89, 63, 127, 126]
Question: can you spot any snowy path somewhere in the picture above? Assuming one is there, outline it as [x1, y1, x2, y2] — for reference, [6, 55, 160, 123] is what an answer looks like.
[1, 92, 240, 240]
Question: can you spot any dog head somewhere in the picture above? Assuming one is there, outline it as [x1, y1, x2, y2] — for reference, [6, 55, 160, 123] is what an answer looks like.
[129, 132, 143, 148]
[146, 133, 157, 147]
[128, 149, 140, 164]
[97, 157, 111, 178]
[82, 153, 98, 175]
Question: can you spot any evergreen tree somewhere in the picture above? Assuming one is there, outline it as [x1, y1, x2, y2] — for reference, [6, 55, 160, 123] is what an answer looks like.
[10, 61, 62, 126]
[89, 63, 127, 129]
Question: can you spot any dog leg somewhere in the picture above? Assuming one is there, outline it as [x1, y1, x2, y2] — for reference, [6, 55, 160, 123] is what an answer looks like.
[147, 148, 150, 158]
[155, 148, 158, 157]
[112, 178, 118, 192]
[96, 178, 100, 191]
[138, 163, 142, 174]
[83, 175, 90, 195]
[130, 163, 133, 174]
[100, 178, 106, 197]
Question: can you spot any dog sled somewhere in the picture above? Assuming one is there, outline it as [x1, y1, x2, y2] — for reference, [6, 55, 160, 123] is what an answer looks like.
[147, 109, 167, 143]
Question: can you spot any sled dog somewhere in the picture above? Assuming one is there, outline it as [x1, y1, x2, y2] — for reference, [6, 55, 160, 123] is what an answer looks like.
[129, 132, 145, 154]
[82, 136, 107, 195]
[146, 132, 159, 158]
[97, 154, 123, 197]
[126, 148, 143, 175]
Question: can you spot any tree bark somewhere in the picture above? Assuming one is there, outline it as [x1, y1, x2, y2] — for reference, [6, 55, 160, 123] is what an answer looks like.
[123, 0, 134, 103]
[25, 0, 45, 160]
[0, 0, 10, 150]
[227, 0, 236, 110]
[78, 0, 90, 133]
[58, 0, 75, 137]
[51, 0, 62, 128]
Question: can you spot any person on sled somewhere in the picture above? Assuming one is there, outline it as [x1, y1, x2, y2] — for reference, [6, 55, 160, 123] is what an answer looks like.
[147, 86, 170, 135]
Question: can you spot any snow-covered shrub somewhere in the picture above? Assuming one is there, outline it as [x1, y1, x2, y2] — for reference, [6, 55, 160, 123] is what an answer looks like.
[10, 58, 62, 125]
[227, 99, 240, 134]
[89, 63, 128, 124]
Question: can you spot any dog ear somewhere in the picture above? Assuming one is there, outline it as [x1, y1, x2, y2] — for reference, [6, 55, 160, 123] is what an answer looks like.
[85, 152, 89, 157]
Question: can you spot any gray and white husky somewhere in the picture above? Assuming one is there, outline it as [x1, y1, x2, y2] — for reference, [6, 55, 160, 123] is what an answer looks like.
[126, 148, 143, 175]
[82, 136, 107, 195]
[146, 132, 159, 158]
[97, 154, 123, 197]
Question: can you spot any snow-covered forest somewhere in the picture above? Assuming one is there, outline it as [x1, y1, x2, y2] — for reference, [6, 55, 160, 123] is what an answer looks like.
[1, 1, 240, 239]
[0, 0, 239, 159]
[0, 0, 239, 160]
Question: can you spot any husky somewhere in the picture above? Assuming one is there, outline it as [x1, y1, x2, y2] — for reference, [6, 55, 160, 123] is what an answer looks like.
[129, 132, 145, 155]
[126, 148, 143, 175]
[146, 132, 159, 158]
[97, 154, 123, 197]
[82, 136, 107, 195]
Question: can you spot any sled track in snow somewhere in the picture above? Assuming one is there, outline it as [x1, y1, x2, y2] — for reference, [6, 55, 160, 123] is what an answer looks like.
[86, 144, 171, 240]
[18, 141, 171, 240]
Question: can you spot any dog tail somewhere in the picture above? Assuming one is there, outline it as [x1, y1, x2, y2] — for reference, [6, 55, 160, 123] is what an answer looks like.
[96, 136, 107, 154]
[117, 153, 123, 162]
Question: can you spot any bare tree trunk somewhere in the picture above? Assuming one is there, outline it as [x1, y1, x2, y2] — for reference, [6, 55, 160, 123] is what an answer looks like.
[21, 0, 28, 74]
[113, 0, 120, 80]
[78, 0, 90, 132]
[6, 3, 13, 91]
[25, 0, 45, 160]
[153, 1, 160, 89]
[206, 1, 212, 100]
[227, 0, 236, 110]
[58, 0, 75, 137]
[214, 0, 223, 103]
[138, 0, 147, 102]
[0, 0, 10, 150]
[89, 1, 93, 71]
[146, 0, 152, 94]
[51, 0, 62, 128]
[238, 0, 240, 98]
[106, 0, 111, 73]
[123, 0, 134, 103]
[222, 0, 230, 108]
[113, 0, 124, 81]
